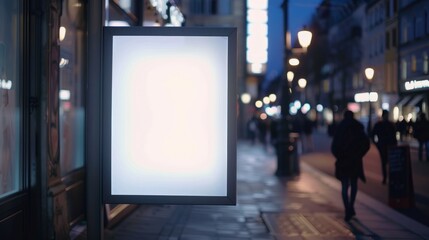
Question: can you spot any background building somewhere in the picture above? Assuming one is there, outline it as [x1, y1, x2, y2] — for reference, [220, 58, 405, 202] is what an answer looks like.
[397, 0, 429, 121]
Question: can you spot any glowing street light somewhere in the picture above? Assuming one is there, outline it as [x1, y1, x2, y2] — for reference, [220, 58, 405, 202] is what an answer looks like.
[298, 78, 307, 88]
[289, 58, 300, 66]
[287, 71, 294, 82]
[365, 67, 375, 81]
[297, 29, 312, 49]
[269, 93, 277, 102]
[263, 96, 270, 104]
[240, 93, 251, 104]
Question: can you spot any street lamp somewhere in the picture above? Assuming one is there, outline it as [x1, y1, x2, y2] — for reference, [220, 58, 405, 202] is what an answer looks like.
[289, 58, 300, 66]
[365, 67, 374, 134]
[287, 71, 294, 83]
[297, 28, 312, 50]
[276, 0, 312, 176]
[298, 78, 307, 88]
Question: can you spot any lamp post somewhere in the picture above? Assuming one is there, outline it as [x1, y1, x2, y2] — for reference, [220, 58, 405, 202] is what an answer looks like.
[365, 67, 374, 134]
[276, 0, 312, 176]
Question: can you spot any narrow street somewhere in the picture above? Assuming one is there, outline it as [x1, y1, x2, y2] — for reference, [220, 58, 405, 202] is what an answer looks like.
[299, 127, 429, 228]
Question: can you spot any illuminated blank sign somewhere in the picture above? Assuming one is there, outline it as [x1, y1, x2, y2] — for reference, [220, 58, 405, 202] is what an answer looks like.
[103, 27, 237, 205]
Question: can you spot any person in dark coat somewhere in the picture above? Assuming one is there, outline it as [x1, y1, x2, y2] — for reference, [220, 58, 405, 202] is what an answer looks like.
[396, 117, 407, 141]
[413, 112, 429, 162]
[371, 110, 397, 184]
[331, 110, 370, 221]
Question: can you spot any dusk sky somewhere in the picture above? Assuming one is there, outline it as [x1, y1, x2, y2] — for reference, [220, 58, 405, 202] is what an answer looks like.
[265, 0, 322, 90]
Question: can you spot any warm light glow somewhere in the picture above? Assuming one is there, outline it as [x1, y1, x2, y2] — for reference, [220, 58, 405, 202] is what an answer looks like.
[369, 92, 378, 102]
[263, 96, 270, 104]
[260, 112, 267, 120]
[354, 92, 378, 102]
[393, 107, 399, 121]
[247, 0, 268, 9]
[241, 93, 251, 104]
[246, 35, 268, 50]
[407, 113, 413, 122]
[247, 9, 268, 23]
[255, 100, 263, 108]
[297, 30, 312, 48]
[287, 71, 294, 82]
[365, 67, 375, 80]
[289, 58, 300, 66]
[269, 94, 277, 102]
[247, 23, 268, 36]
[246, 1, 268, 75]
[59, 26, 66, 41]
[249, 63, 264, 74]
[298, 78, 307, 88]
[246, 49, 268, 64]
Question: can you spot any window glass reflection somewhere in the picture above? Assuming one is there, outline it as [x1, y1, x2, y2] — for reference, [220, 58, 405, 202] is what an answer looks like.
[0, 0, 22, 198]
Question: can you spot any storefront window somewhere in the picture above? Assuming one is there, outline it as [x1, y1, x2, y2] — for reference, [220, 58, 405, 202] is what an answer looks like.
[59, 0, 86, 175]
[423, 53, 428, 74]
[0, 1, 22, 198]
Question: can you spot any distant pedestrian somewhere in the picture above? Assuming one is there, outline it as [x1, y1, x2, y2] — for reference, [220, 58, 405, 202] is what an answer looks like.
[331, 110, 370, 221]
[247, 115, 259, 145]
[413, 112, 429, 162]
[302, 115, 314, 152]
[257, 117, 268, 148]
[395, 117, 407, 141]
[371, 110, 397, 185]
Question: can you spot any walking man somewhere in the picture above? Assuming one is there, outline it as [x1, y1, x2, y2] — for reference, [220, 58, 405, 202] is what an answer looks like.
[371, 110, 397, 184]
[331, 110, 370, 221]
[413, 112, 429, 162]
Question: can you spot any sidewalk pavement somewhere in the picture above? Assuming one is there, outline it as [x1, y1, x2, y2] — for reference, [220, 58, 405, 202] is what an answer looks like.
[105, 141, 429, 240]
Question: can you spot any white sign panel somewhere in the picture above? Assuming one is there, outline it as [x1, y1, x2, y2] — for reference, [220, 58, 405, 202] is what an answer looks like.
[103, 27, 237, 205]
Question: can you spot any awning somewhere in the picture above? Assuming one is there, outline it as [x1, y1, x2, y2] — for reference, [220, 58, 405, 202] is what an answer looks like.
[395, 95, 411, 106]
[408, 94, 425, 106]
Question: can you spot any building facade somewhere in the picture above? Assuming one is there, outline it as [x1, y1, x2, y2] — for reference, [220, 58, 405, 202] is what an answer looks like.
[384, 0, 400, 119]
[397, 0, 429, 121]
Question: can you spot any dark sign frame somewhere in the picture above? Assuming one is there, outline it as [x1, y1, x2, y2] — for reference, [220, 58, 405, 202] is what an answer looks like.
[102, 27, 237, 205]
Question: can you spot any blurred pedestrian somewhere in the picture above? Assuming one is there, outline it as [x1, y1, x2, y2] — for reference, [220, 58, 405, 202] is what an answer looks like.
[371, 110, 397, 185]
[257, 116, 268, 148]
[396, 116, 407, 141]
[331, 110, 370, 221]
[247, 115, 258, 145]
[302, 115, 314, 152]
[413, 112, 429, 162]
